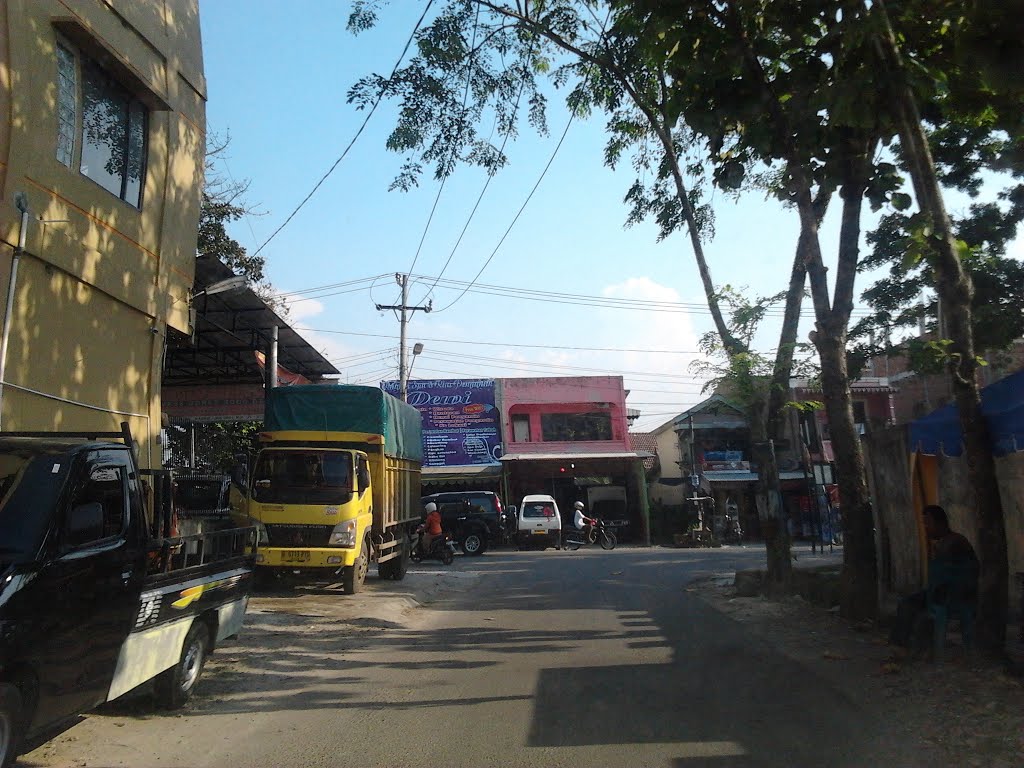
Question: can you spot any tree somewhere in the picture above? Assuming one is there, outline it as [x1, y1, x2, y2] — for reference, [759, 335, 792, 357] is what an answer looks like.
[201, 134, 289, 317]
[348, 0, 822, 586]
[864, 0, 1023, 651]
[608, 0, 905, 618]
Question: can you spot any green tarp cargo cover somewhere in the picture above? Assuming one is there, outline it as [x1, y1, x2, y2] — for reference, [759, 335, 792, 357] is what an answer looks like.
[264, 385, 423, 462]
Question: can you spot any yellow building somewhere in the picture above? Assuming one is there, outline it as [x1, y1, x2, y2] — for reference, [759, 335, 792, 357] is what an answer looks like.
[0, 0, 206, 468]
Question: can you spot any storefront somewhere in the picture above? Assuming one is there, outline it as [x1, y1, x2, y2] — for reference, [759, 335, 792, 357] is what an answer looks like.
[500, 452, 650, 544]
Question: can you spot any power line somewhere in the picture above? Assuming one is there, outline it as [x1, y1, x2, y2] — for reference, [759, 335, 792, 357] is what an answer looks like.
[421, 48, 533, 305]
[251, 1, 436, 258]
[407, 2, 480, 278]
[419, 350, 707, 381]
[432, 97, 582, 314]
[282, 270, 871, 318]
[292, 326, 712, 355]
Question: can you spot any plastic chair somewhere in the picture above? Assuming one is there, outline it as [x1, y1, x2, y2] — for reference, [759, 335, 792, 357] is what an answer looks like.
[926, 559, 979, 660]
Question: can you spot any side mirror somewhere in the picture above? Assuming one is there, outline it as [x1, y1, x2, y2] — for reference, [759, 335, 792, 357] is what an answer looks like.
[67, 502, 105, 547]
[507, 505, 517, 517]
[357, 468, 371, 492]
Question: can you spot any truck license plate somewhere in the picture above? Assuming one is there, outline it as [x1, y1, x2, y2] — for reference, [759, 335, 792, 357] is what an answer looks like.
[281, 550, 310, 562]
[532, 530, 547, 535]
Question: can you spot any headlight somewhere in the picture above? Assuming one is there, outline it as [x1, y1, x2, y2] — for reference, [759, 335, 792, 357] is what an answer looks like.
[329, 520, 357, 548]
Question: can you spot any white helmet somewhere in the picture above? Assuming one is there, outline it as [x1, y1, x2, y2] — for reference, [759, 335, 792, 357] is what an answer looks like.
[424, 502, 437, 513]
[574, 501, 584, 509]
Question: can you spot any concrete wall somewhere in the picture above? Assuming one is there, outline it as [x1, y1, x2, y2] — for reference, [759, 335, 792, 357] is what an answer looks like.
[500, 376, 630, 455]
[0, 0, 205, 466]
[650, 417, 685, 505]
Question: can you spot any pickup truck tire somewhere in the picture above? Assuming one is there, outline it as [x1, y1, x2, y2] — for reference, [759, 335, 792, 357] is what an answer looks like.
[342, 537, 369, 594]
[460, 529, 487, 557]
[0, 684, 23, 768]
[155, 620, 210, 709]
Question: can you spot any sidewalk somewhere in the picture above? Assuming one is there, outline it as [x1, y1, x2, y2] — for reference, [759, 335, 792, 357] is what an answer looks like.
[694, 571, 1024, 767]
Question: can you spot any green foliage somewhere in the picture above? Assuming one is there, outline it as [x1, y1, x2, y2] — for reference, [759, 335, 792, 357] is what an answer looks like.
[165, 421, 262, 472]
[200, 134, 266, 285]
[690, 285, 817, 408]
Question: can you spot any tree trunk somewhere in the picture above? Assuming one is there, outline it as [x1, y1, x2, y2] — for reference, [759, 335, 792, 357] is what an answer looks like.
[875, 0, 1008, 652]
[814, 329, 878, 619]
[750, 399, 791, 588]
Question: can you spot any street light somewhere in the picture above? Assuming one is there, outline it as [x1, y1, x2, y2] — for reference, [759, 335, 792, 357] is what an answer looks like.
[190, 274, 248, 300]
[402, 343, 424, 401]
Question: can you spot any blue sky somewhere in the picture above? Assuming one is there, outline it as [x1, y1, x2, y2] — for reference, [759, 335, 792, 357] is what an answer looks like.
[198, 2, 1021, 433]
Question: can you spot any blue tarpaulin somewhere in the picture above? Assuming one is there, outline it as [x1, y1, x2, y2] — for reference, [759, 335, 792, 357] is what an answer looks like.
[908, 369, 1024, 457]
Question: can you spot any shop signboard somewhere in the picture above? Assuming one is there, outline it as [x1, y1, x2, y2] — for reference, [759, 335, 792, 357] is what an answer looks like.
[381, 379, 502, 467]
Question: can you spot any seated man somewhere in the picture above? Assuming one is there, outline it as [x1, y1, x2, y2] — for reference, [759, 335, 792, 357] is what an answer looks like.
[890, 504, 978, 651]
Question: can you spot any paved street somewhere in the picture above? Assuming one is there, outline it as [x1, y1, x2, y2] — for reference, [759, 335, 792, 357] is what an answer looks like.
[24, 545, 934, 768]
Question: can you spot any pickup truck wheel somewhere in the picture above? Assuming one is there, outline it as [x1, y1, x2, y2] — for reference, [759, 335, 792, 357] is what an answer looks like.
[460, 530, 487, 556]
[0, 684, 23, 768]
[342, 538, 369, 594]
[155, 621, 210, 709]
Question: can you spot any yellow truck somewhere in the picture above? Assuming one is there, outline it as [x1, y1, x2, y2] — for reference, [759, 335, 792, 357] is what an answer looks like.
[238, 385, 422, 593]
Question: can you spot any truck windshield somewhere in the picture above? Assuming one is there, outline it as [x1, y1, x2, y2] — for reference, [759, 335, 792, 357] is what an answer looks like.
[0, 448, 72, 563]
[251, 450, 354, 505]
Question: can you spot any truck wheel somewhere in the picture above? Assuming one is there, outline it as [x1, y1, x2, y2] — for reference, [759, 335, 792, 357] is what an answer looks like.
[390, 538, 409, 581]
[377, 538, 408, 581]
[342, 537, 369, 594]
[0, 684, 23, 768]
[155, 620, 210, 709]
[461, 530, 487, 556]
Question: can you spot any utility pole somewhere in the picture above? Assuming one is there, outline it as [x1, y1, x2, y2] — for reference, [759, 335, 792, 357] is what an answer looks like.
[376, 273, 430, 401]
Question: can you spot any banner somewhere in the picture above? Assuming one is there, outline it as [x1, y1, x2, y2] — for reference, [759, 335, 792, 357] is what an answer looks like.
[381, 379, 502, 467]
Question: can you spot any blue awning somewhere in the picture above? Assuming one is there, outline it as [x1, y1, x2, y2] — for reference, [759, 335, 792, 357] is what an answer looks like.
[909, 369, 1024, 457]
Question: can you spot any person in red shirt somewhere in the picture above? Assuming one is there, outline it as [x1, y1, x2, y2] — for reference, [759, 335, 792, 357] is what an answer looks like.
[419, 502, 443, 556]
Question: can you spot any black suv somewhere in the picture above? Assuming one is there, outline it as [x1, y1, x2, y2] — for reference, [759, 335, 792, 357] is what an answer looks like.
[420, 491, 510, 556]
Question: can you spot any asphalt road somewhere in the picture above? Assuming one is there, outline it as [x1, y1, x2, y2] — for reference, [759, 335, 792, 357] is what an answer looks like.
[24, 545, 928, 768]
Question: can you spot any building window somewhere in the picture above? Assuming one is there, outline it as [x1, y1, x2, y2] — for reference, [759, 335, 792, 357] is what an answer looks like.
[55, 41, 148, 208]
[853, 401, 868, 435]
[541, 412, 612, 442]
[56, 44, 77, 166]
[512, 414, 531, 442]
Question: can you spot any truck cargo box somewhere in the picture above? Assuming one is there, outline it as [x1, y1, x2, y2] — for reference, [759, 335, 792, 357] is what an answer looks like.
[264, 385, 422, 461]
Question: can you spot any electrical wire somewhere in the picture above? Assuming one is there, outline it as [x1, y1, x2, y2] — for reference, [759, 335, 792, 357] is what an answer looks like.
[406, 2, 480, 278]
[252, 1, 437, 258]
[421, 43, 534, 305]
[432, 101, 581, 314]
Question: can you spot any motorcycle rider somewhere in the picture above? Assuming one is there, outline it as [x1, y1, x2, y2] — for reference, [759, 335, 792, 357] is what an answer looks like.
[418, 501, 443, 557]
[574, 501, 597, 544]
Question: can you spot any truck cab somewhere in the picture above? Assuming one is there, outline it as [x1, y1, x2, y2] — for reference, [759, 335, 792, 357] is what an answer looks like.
[245, 445, 373, 581]
[0, 427, 256, 766]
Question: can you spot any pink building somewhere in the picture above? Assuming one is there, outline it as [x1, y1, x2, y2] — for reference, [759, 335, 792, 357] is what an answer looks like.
[497, 376, 649, 543]
[500, 376, 631, 454]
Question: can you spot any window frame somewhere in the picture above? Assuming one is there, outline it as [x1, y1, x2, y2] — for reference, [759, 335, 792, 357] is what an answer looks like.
[54, 34, 149, 209]
[62, 454, 130, 552]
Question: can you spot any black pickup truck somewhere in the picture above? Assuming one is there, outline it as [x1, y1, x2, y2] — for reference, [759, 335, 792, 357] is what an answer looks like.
[0, 425, 256, 766]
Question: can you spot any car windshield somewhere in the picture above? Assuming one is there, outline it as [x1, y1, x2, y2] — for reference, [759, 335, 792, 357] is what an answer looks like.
[522, 502, 556, 519]
[0, 446, 72, 563]
[251, 450, 353, 505]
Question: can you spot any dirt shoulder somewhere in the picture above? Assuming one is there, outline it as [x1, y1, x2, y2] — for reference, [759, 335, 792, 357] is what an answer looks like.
[693, 576, 1024, 768]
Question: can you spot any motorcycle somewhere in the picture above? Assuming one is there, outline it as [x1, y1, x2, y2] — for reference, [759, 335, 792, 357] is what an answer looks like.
[410, 527, 456, 565]
[562, 518, 616, 551]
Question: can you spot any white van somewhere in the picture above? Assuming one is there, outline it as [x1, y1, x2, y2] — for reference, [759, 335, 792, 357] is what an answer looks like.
[517, 494, 562, 549]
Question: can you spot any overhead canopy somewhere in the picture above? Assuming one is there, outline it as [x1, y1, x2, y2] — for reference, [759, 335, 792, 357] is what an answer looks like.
[500, 452, 651, 461]
[164, 255, 338, 386]
[422, 465, 503, 480]
[909, 369, 1024, 457]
